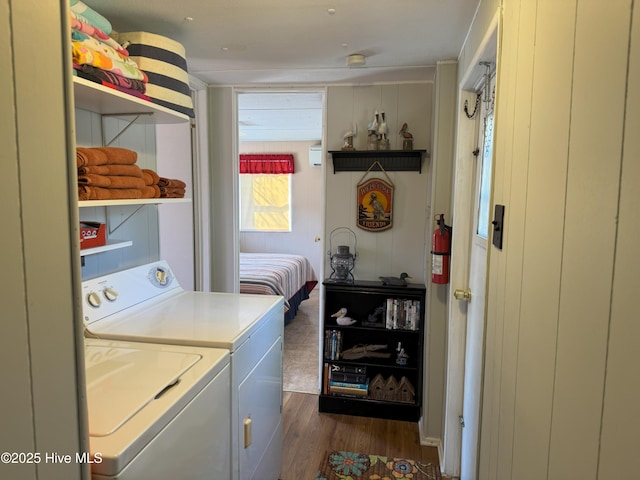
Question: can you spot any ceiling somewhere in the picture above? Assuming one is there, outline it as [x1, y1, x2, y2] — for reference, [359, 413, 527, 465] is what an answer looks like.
[81, 0, 480, 141]
[81, 0, 479, 86]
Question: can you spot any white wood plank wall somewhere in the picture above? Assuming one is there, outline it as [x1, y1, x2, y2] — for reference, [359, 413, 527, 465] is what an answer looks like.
[324, 84, 433, 283]
[467, 0, 639, 478]
[597, 1, 640, 476]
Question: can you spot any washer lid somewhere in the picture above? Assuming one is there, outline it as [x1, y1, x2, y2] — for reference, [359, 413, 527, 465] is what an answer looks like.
[84, 344, 200, 436]
[87, 291, 283, 351]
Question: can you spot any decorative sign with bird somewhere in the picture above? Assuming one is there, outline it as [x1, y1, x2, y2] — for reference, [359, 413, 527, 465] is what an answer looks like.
[357, 177, 394, 231]
[356, 161, 395, 232]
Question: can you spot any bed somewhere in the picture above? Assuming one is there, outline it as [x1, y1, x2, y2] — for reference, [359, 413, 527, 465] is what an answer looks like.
[239, 252, 318, 324]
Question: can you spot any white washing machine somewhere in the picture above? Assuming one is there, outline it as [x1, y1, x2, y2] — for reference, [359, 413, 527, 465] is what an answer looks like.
[82, 261, 284, 480]
[84, 338, 230, 479]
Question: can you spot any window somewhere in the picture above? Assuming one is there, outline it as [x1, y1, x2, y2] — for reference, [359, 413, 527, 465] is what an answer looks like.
[239, 153, 294, 232]
[476, 111, 493, 239]
[476, 73, 496, 239]
[239, 174, 291, 231]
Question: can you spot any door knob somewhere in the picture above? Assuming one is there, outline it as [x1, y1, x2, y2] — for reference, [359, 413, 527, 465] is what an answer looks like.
[454, 288, 472, 302]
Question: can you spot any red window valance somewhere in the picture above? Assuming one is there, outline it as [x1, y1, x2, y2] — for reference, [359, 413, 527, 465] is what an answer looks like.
[239, 154, 295, 174]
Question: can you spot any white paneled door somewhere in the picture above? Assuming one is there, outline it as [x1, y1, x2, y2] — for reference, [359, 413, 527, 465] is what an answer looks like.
[460, 77, 494, 479]
[443, 67, 495, 479]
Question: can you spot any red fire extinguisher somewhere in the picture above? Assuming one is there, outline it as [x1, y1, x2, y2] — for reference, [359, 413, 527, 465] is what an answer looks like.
[431, 214, 452, 284]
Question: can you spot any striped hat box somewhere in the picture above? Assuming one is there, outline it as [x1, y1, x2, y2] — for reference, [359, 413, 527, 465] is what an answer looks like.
[116, 31, 195, 118]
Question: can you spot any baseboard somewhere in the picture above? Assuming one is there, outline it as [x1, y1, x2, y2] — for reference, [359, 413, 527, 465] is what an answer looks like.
[418, 418, 445, 475]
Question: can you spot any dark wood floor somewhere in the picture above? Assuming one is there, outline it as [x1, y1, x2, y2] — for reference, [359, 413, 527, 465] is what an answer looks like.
[281, 391, 444, 479]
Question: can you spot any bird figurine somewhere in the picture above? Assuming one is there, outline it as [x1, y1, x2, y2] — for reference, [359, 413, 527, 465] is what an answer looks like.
[367, 110, 379, 137]
[399, 122, 413, 139]
[399, 122, 413, 150]
[331, 307, 357, 326]
[379, 272, 412, 286]
[377, 111, 388, 141]
[342, 123, 357, 151]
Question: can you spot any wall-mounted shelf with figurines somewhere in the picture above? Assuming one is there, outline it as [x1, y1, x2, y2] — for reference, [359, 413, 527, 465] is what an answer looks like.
[333, 115, 429, 172]
[328, 149, 429, 173]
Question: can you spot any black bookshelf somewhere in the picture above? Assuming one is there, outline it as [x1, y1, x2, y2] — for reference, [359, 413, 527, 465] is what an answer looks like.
[319, 280, 426, 422]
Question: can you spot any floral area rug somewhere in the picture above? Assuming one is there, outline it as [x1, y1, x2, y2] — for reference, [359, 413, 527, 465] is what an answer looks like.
[315, 450, 442, 480]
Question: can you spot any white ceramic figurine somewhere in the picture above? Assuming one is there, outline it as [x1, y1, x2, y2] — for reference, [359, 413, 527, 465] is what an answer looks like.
[331, 307, 357, 326]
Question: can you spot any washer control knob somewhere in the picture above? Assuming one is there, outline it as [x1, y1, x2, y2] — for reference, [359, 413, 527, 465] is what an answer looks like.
[103, 287, 118, 302]
[87, 291, 102, 308]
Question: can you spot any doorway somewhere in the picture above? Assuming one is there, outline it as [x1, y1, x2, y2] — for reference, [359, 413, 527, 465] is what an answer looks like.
[236, 90, 325, 276]
[460, 67, 495, 479]
[442, 26, 497, 479]
[236, 89, 326, 394]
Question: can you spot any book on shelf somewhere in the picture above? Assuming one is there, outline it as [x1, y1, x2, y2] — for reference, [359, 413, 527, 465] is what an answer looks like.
[324, 329, 343, 360]
[384, 298, 421, 330]
[327, 377, 369, 397]
[328, 383, 368, 397]
[330, 371, 367, 383]
[329, 363, 366, 375]
[324, 363, 370, 397]
[329, 380, 369, 389]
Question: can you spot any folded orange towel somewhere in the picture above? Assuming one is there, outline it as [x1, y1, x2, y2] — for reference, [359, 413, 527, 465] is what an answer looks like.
[159, 187, 186, 198]
[107, 188, 143, 200]
[141, 168, 160, 186]
[78, 174, 111, 188]
[78, 185, 144, 201]
[78, 165, 110, 175]
[78, 165, 143, 176]
[77, 146, 139, 166]
[108, 176, 145, 189]
[141, 185, 161, 198]
[77, 147, 109, 167]
[78, 174, 146, 189]
[95, 147, 138, 165]
[78, 185, 110, 201]
[107, 164, 142, 176]
[158, 177, 187, 189]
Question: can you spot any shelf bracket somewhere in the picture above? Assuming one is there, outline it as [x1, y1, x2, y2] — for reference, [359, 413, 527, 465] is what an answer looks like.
[101, 112, 153, 146]
[107, 204, 147, 235]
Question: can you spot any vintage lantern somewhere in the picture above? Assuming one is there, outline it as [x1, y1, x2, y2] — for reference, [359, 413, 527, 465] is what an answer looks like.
[328, 227, 357, 283]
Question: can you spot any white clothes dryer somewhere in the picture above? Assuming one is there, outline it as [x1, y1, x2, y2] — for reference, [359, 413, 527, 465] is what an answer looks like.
[84, 338, 230, 480]
[82, 261, 284, 480]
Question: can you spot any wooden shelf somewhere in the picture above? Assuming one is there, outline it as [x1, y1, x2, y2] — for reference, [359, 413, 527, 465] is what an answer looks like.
[328, 149, 428, 173]
[80, 240, 132, 256]
[74, 74, 192, 265]
[73, 76, 189, 124]
[78, 198, 191, 208]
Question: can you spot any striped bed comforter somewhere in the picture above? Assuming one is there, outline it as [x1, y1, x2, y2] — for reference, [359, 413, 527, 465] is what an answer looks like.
[239, 253, 317, 312]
